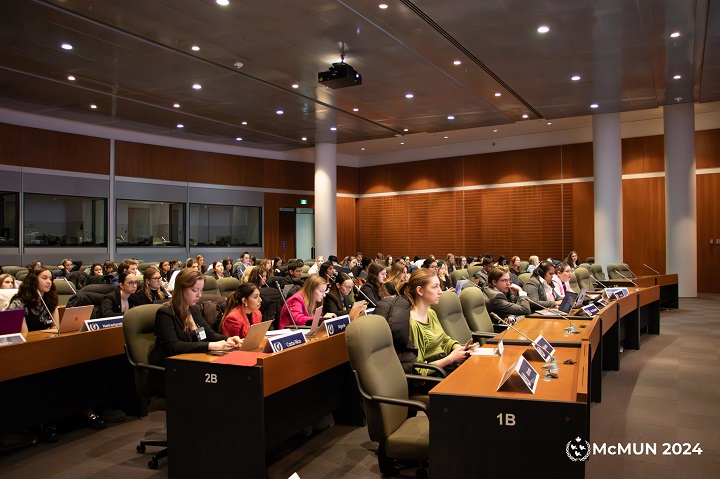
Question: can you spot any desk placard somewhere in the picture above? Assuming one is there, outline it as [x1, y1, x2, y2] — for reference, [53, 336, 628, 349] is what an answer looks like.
[497, 356, 539, 394]
[324, 315, 350, 337]
[532, 334, 555, 362]
[0, 333, 26, 346]
[605, 287, 629, 300]
[581, 303, 600, 317]
[82, 316, 123, 331]
[264, 330, 307, 353]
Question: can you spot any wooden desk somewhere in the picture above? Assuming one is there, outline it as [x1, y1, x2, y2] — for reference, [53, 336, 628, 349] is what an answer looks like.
[599, 298, 620, 371]
[617, 292, 639, 350]
[165, 331, 360, 479]
[655, 274, 679, 308]
[638, 285, 661, 335]
[0, 327, 136, 434]
[430, 345, 588, 478]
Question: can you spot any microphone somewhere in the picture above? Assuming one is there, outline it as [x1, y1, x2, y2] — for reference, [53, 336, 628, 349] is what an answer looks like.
[275, 282, 299, 330]
[354, 284, 377, 307]
[589, 274, 606, 290]
[490, 313, 534, 342]
[523, 296, 578, 334]
[61, 276, 77, 295]
[161, 236, 167, 242]
[617, 271, 639, 291]
[39, 291, 59, 330]
[624, 265, 638, 278]
[643, 263, 661, 275]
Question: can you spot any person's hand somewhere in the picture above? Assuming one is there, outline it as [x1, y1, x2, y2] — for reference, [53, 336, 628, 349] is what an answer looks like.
[348, 300, 367, 321]
[208, 340, 230, 351]
[323, 313, 337, 319]
[447, 346, 470, 364]
[509, 283, 522, 292]
[227, 336, 243, 348]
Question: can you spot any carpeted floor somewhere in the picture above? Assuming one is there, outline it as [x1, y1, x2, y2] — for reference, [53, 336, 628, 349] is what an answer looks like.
[1, 295, 718, 478]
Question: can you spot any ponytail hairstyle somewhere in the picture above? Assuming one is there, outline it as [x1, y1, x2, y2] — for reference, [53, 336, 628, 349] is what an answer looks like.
[532, 260, 555, 280]
[398, 268, 436, 309]
[218, 283, 259, 333]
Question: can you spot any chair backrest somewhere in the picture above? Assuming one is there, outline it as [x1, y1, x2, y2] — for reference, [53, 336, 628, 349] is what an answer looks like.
[201, 275, 221, 297]
[2, 266, 25, 278]
[518, 272, 532, 284]
[53, 278, 76, 306]
[15, 270, 29, 282]
[578, 262, 591, 270]
[586, 257, 595, 264]
[607, 263, 633, 279]
[520, 261, 529, 273]
[590, 264, 606, 281]
[123, 304, 163, 401]
[431, 290, 472, 343]
[459, 287, 494, 336]
[81, 283, 116, 295]
[450, 268, 469, 287]
[569, 272, 580, 293]
[467, 265, 482, 279]
[217, 277, 240, 298]
[137, 262, 159, 273]
[573, 267, 595, 292]
[302, 264, 310, 274]
[345, 314, 410, 442]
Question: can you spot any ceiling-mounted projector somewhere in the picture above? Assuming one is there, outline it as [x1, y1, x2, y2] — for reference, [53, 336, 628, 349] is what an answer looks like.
[318, 62, 362, 89]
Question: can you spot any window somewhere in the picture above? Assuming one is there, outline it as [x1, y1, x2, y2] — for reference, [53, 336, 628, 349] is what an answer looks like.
[0, 192, 18, 247]
[24, 194, 106, 246]
[189, 204, 261, 247]
[116, 200, 185, 246]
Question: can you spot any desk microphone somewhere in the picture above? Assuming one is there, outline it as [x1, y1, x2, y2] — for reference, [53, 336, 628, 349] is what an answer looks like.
[275, 282, 299, 330]
[623, 265, 638, 278]
[161, 236, 167, 242]
[490, 312, 534, 343]
[524, 296, 578, 334]
[354, 284, 377, 307]
[61, 276, 77, 295]
[589, 275, 606, 291]
[39, 291, 59, 330]
[643, 263, 661, 275]
[617, 271, 639, 291]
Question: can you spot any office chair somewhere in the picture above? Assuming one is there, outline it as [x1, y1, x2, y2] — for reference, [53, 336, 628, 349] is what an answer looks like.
[569, 271, 581, 293]
[590, 263, 606, 281]
[467, 265, 482, 279]
[586, 257, 595, 264]
[345, 315, 437, 479]
[574, 267, 596, 292]
[449, 268, 468, 287]
[122, 304, 167, 470]
[518, 272, 532, 284]
[520, 261, 529, 273]
[201, 275, 221, 297]
[217, 277, 240, 298]
[53, 278, 76, 306]
[431, 290, 473, 343]
[459, 286, 502, 344]
[606, 263, 621, 279]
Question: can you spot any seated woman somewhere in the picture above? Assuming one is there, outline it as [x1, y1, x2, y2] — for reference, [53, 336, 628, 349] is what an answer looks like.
[446, 253, 457, 273]
[527, 255, 540, 274]
[272, 257, 284, 277]
[131, 266, 169, 306]
[278, 275, 335, 329]
[149, 269, 242, 367]
[385, 261, 408, 296]
[1, 273, 16, 289]
[307, 256, 325, 275]
[565, 251, 580, 271]
[483, 266, 531, 322]
[158, 260, 171, 283]
[375, 269, 473, 375]
[101, 272, 137, 317]
[521, 261, 559, 312]
[317, 261, 335, 282]
[8, 268, 59, 331]
[508, 256, 524, 287]
[246, 265, 268, 288]
[218, 283, 262, 338]
[552, 262, 573, 298]
[457, 256, 468, 271]
[168, 258, 198, 293]
[209, 261, 225, 281]
[222, 258, 234, 278]
[437, 260, 452, 290]
[323, 272, 367, 318]
[359, 262, 389, 307]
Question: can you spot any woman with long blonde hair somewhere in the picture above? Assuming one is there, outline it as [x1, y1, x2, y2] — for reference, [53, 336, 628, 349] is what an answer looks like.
[278, 274, 336, 329]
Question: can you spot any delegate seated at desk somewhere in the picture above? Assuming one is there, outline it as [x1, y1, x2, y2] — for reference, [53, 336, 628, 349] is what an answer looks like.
[218, 283, 262, 338]
[7, 268, 59, 330]
[483, 266, 531, 321]
[522, 261, 560, 312]
[101, 272, 138, 317]
[278, 275, 336, 329]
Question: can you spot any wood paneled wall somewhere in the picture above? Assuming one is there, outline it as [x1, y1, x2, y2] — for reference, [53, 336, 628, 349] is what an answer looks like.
[622, 177, 666, 276]
[263, 193, 315, 259]
[0, 123, 22, 166]
[336, 197, 357, 259]
[697, 173, 720, 292]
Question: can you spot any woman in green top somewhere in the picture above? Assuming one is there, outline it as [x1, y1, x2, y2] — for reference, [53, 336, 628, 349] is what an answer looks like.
[400, 268, 473, 374]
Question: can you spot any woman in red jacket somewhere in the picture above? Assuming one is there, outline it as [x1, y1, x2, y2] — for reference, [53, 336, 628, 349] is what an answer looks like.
[219, 283, 263, 338]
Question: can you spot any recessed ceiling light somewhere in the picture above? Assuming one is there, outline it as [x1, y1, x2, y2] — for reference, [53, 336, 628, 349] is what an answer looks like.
[674, 97, 683, 102]
[191, 45, 200, 51]
[571, 75, 581, 81]
[443, 136, 449, 139]
[67, 75, 76, 81]
[90, 104, 97, 109]
[547, 122, 552, 125]
[453, 60, 462, 65]
[493, 129, 498, 133]
[494, 92, 501, 97]
[276, 110, 284, 115]
[537, 26, 550, 33]
[330, 127, 337, 131]
[447, 115, 455, 120]
[61, 43, 73, 50]
[241, 121, 247, 125]
[379, 3, 388, 9]
[361, 147, 365, 151]
[301, 137, 307, 141]
[673, 74, 682, 80]
[670, 32, 680, 38]
[192, 83, 202, 90]
[400, 142, 405, 145]
[522, 114, 529, 119]
[590, 103, 599, 108]
[352, 108, 359, 112]
[177, 124, 184, 128]
[216, 0, 229, 5]
[291, 83, 299, 89]
[405, 93, 414, 99]
[235, 137, 243, 141]
[403, 128, 409, 132]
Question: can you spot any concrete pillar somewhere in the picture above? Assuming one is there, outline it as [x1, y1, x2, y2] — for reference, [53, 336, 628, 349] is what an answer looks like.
[593, 113, 623, 275]
[664, 103, 697, 297]
[314, 142, 337, 258]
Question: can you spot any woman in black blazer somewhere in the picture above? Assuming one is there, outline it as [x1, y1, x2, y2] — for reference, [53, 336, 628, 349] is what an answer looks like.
[359, 262, 389, 307]
[101, 272, 137, 317]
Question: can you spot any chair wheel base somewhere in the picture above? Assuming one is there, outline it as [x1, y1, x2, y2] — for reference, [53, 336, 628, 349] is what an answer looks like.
[148, 460, 158, 469]
[137, 444, 146, 453]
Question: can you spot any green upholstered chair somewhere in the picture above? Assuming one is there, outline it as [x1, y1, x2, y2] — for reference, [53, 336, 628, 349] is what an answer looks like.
[53, 278, 77, 306]
[459, 286, 501, 344]
[569, 271, 581, 293]
[345, 314, 434, 477]
[467, 265, 482, 279]
[431, 290, 472, 344]
[518, 272, 532, 284]
[520, 261, 529, 273]
[201, 275, 220, 297]
[590, 264, 606, 281]
[450, 268, 469, 287]
[217, 277, 240, 298]
[2, 265, 25, 278]
[122, 304, 166, 470]
[574, 267, 596, 292]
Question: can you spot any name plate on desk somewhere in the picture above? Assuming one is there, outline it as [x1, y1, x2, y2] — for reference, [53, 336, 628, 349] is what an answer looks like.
[531, 334, 555, 362]
[324, 315, 350, 337]
[264, 330, 307, 353]
[0, 333, 26, 346]
[498, 355, 539, 394]
[82, 316, 123, 331]
[581, 303, 600, 317]
[605, 287, 629, 300]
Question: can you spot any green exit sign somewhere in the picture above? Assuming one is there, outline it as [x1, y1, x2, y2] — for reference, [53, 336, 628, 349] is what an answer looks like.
[299, 199, 308, 205]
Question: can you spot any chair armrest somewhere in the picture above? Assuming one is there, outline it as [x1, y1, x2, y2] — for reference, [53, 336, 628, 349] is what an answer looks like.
[353, 371, 428, 414]
[405, 374, 442, 384]
[492, 324, 508, 334]
[125, 344, 165, 372]
[412, 362, 447, 377]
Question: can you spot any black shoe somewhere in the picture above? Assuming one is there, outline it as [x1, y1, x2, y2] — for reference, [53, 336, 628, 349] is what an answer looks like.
[100, 408, 127, 424]
[85, 413, 106, 430]
[39, 424, 59, 443]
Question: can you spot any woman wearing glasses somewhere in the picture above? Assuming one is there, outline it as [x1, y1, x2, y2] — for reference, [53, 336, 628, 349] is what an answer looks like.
[131, 266, 169, 306]
[101, 272, 137, 317]
[323, 272, 367, 319]
[278, 274, 336, 329]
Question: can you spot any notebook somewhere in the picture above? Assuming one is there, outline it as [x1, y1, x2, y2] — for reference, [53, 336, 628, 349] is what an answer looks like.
[0, 309, 26, 335]
[239, 320, 273, 351]
[42, 305, 93, 334]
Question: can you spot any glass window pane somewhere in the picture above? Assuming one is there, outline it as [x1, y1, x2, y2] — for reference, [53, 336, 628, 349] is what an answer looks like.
[0, 192, 19, 247]
[24, 193, 107, 247]
[116, 200, 185, 246]
[189, 204, 261, 247]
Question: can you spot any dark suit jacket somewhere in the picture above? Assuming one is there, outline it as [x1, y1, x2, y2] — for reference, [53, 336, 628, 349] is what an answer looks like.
[100, 290, 127, 318]
[323, 291, 352, 317]
[522, 276, 556, 311]
[483, 286, 531, 320]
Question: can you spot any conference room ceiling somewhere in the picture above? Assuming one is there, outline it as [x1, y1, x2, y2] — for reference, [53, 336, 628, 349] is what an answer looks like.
[0, 0, 716, 153]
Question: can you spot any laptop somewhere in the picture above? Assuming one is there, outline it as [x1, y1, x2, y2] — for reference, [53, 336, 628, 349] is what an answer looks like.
[42, 305, 94, 334]
[239, 320, 273, 351]
[536, 290, 579, 317]
[0, 309, 26, 335]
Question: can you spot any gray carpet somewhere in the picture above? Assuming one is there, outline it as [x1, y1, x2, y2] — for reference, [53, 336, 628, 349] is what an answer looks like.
[1, 295, 718, 478]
